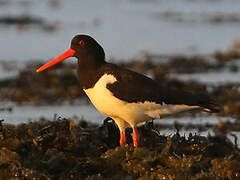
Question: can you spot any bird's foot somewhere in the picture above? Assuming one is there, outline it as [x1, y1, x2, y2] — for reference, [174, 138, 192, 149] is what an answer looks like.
[132, 127, 139, 147]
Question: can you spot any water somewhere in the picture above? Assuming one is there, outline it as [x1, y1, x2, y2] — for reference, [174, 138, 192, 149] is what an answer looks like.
[171, 71, 240, 84]
[0, 100, 232, 125]
[1, 103, 104, 125]
[1, 0, 240, 61]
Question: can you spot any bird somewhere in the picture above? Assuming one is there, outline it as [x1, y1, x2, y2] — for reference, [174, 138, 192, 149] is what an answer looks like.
[36, 34, 220, 147]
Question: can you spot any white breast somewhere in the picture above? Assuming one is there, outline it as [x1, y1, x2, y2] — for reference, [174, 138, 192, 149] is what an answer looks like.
[83, 74, 151, 126]
[83, 74, 120, 117]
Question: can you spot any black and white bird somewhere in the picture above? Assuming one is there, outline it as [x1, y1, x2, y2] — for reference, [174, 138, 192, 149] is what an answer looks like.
[37, 34, 220, 147]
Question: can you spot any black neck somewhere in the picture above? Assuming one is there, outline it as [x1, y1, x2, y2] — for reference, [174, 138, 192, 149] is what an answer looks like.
[75, 41, 106, 89]
[77, 57, 106, 89]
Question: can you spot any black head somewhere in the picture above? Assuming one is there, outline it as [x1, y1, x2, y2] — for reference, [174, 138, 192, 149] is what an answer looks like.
[36, 34, 106, 72]
[71, 35, 106, 66]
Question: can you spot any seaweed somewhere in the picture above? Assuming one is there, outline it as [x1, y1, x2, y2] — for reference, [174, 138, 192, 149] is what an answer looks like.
[0, 118, 239, 179]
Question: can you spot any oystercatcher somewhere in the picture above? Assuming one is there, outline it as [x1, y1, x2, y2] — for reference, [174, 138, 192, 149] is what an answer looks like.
[36, 34, 220, 147]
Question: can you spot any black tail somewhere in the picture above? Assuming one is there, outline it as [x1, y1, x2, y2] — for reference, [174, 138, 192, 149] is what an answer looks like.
[161, 87, 221, 113]
[201, 101, 221, 113]
[187, 92, 221, 113]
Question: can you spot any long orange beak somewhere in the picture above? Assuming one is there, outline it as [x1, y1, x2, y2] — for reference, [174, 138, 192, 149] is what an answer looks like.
[36, 48, 76, 72]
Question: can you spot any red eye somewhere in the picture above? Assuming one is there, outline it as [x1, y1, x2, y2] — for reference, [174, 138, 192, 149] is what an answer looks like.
[78, 40, 85, 46]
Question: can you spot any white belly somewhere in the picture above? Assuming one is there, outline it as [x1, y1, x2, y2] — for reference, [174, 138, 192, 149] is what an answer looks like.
[83, 74, 154, 126]
[83, 74, 199, 126]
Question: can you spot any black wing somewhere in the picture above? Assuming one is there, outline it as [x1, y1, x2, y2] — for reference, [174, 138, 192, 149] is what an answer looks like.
[104, 63, 220, 112]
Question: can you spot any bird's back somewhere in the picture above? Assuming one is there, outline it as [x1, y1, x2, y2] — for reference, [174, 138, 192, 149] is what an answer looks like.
[101, 63, 220, 113]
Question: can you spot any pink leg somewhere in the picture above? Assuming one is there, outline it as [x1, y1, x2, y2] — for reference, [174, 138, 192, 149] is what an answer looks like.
[132, 127, 139, 147]
[120, 131, 126, 146]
